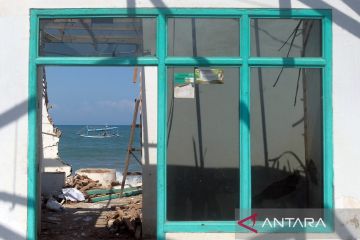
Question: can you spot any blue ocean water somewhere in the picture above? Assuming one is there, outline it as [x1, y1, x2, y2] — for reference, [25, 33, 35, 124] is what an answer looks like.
[57, 125, 142, 180]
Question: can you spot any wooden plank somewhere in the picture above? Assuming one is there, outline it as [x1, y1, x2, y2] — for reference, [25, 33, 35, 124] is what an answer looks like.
[120, 99, 141, 197]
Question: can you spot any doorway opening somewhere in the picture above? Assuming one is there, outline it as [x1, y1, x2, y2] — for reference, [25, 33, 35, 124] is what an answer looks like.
[39, 66, 147, 240]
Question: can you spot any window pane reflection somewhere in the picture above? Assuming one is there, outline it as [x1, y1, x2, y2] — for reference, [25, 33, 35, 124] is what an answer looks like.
[40, 18, 156, 57]
[251, 68, 323, 209]
[167, 67, 240, 220]
[251, 19, 322, 57]
[168, 18, 240, 56]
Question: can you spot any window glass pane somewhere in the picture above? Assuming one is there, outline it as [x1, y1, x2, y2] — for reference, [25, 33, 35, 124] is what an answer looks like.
[251, 19, 322, 57]
[167, 67, 240, 220]
[168, 18, 240, 56]
[39, 18, 156, 57]
[251, 68, 323, 209]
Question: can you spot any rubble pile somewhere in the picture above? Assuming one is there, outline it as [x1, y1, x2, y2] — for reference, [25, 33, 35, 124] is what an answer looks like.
[42, 173, 143, 239]
[106, 197, 142, 240]
[65, 174, 103, 193]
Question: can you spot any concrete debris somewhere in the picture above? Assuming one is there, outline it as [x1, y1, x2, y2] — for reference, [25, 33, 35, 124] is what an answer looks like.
[41, 194, 143, 239]
[76, 168, 116, 188]
[65, 174, 102, 194]
[41, 172, 144, 239]
[106, 198, 142, 239]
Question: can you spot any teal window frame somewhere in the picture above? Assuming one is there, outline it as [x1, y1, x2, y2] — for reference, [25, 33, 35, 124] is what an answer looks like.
[28, 8, 332, 240]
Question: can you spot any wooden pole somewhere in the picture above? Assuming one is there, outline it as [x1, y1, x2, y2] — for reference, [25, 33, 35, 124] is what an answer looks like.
[120, 99, 140, 197]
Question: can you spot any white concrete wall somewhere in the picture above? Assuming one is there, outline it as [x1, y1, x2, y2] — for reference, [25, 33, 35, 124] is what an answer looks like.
[0, 1, 359, 239]
[141, 66, 158, 238]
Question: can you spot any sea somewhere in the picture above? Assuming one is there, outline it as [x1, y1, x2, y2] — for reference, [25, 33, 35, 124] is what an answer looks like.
[56, 125, 142, 185]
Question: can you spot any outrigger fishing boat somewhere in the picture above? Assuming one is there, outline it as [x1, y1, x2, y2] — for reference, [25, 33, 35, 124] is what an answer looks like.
[78, 125, 120, 138]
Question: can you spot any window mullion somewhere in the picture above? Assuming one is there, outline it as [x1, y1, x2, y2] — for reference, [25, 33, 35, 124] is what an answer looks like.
[323, 11, 334, 230]
[240, 13, 251, 218]
[157, 12, 167, 239]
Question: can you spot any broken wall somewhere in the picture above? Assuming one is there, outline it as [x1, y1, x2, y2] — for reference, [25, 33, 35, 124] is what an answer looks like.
[39, 67, 71, 198]
[40, 67, 71, 177]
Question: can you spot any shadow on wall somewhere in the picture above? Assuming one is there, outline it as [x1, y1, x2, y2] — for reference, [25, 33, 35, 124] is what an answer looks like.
[0, 100, 28, 129]
[0, 100, 29, 239]
[0, 191, 32, 239]
[279, 0, 360, 38]
[0, 224, 26, 240]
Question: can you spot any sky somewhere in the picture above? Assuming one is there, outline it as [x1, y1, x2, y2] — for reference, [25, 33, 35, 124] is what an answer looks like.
[45, 66, 140, 125]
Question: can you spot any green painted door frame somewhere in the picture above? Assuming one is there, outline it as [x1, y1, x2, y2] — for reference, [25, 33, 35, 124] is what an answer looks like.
[28, 8, 332, 240]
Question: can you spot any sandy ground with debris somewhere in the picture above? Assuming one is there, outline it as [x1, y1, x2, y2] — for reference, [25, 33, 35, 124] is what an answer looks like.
[40, 194, 142, 240]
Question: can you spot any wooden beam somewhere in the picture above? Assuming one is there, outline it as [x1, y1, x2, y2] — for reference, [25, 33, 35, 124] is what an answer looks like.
[120, 99, 141, 197]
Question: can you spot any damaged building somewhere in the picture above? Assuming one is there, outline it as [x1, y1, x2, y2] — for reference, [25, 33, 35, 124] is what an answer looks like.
[1, 1, 360, 240]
